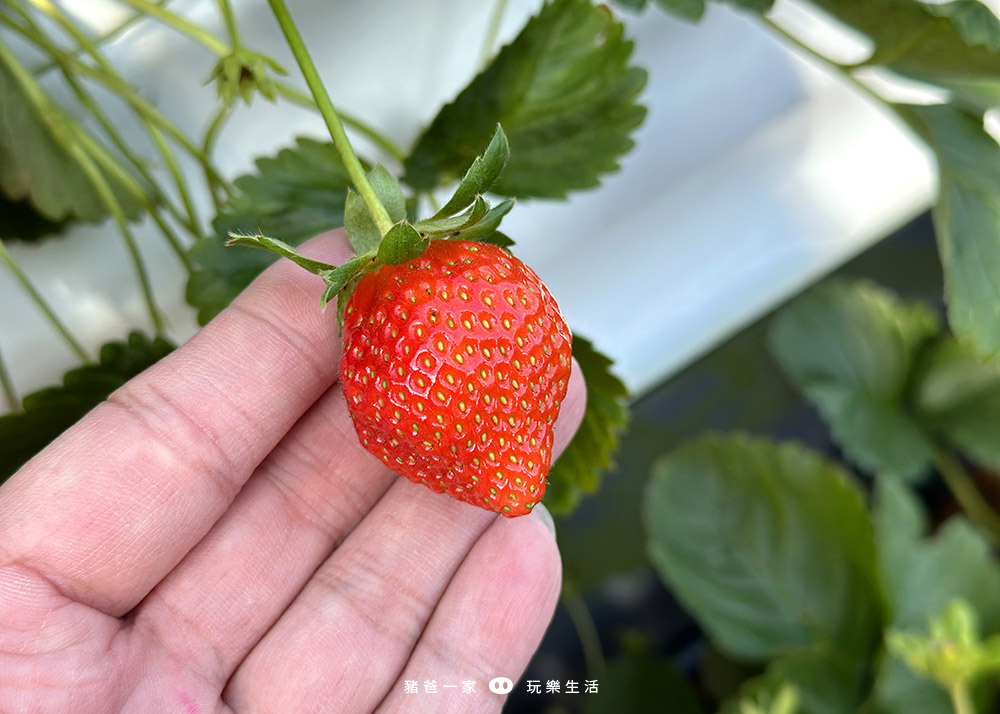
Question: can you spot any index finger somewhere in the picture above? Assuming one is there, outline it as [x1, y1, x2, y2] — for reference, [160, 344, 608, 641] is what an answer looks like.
[0, 231, 352, 616]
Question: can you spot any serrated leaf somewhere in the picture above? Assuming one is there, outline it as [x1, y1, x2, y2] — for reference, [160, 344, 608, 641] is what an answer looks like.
[873, 478, 1000, 634]
[898, 105, 1000, 360]
[545, 337, 629, 514]
[913, 336, 1000, 469]
[344, 164, 406, 255]
[768, 280, 940, 481]
[376, 221, 428, 265]
[0, 42, 142, 225]
[431, 125, 509, 219]
[0, 194, 70, 242]
[186, 138, 353, 325]
[0, 332, 173, 482]
[404, 0, 647, 200]
[644, 436, 882, 660]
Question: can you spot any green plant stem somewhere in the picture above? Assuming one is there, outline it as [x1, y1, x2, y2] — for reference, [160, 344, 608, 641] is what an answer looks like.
[5, 10, 230, 199]
[0, 238, 90, 363]
[0, 348, 18, 412]
[934, 448, 1000, 544]
[563, 591, 607, 680]
[217, 0, 241, 46]
[949, 681, 975, 714]
[103, 0, 405, 163]
[479, 0, 509, 69]
[115, 0, 230, 54]
[266, 0, 395, 237]
[19, 0, 225, 215]
[202, 104, 233, 209]
[10, 10, 203, 260]
[32, 0, 174, 75]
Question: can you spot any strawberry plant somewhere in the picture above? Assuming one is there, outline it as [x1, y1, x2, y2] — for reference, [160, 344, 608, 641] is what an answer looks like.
[644, 279, 1000, 714]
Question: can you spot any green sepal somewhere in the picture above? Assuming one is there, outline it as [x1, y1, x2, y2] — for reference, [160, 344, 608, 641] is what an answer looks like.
[414, 195, 490, 235]
[225, 232, 339, 274]
[449, 199, 514, 241]
[319, 253, 374, 308]
[344, 164, 407, 255]
[430, 125, 510, 219]
[478, 230, 515, 249]
[377, 221, 429, 265]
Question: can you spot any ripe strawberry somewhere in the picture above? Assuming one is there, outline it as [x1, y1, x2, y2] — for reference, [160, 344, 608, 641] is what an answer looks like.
[340, 240, 572, 516]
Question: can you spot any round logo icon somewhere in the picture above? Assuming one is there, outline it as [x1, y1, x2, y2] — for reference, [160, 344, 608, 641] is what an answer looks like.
[489, 677, 514, 694]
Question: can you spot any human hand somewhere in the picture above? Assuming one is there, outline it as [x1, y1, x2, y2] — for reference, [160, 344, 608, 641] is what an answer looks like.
[0, 230, 586, 713]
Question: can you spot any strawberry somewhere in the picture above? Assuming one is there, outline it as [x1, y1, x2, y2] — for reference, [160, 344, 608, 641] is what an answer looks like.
[339, 240, 572, 516]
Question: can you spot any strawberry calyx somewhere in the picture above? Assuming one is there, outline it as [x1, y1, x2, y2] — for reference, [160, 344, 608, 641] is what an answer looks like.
[226, 124, 515, 331]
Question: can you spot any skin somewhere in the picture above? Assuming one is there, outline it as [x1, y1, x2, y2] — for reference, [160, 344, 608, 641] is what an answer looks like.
[0, 230, 586, 714]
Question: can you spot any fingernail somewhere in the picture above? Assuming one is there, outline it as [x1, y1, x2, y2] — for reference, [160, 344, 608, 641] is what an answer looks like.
[532, 502, 557, 540]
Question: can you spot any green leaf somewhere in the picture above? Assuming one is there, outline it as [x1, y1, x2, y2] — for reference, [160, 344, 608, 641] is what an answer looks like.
[0, 42, 142, 225]
[0, 194, 70, 242]
[644, 436, 882, 660]
[869, 655, 953, 714]
[872, 478, 1000, 634]
[376, 221, 429, 265]
[431, 125, 509, 219]
[404, 0, 647, 199]
[768, 280, 940, 481]
[654, 0, 706, 20]
[344, 164, 406, 255]
[913, 336, 1000, 469]
[899, 105, 1000, 359]
[583, 651, 704, 714]
[921, 1, 1000, 53]
[545, 337, 629, 514]
[0, 332, 173, 483]
[803, 0, 1000, 83]
[186, 138, 353, 325]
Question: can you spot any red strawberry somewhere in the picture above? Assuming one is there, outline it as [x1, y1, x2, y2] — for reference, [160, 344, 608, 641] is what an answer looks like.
[339, 240, 572, 516]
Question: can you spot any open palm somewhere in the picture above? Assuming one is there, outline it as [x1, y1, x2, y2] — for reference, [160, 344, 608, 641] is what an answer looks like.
[0, 231, 585, 713]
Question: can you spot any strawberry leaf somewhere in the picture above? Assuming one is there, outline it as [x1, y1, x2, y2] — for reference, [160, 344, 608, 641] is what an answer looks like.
[404, 0, 647, 200]
[186, 138, 353, 325]
[768, 280, 940, 481]
[645, 436, 882, 660]
[0, 42, 143, 227]
[898, 105, 1000, 359]
[376, 221, 428, 265]
[0, 332, 173, 483]
[545, 336, 629, 514]
[430, 125, 509, 219]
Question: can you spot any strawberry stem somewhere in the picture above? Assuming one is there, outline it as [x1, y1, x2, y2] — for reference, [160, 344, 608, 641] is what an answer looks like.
[266, 0, 396, 238]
